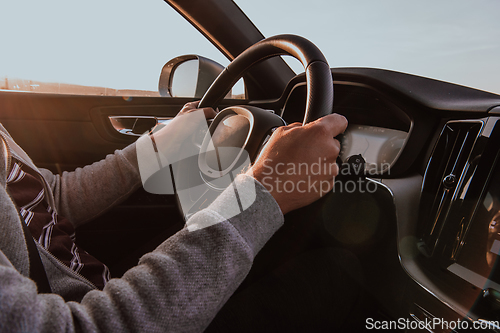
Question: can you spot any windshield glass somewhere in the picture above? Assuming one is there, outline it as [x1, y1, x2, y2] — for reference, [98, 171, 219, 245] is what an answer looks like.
[235, 0, 500, 95]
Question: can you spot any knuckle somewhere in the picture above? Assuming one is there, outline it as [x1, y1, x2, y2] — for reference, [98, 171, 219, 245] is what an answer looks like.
[274, 126, 287, 134]
[280, 123, 301, 134]
[287, 122, 302, 129]
[314, 123, 329, 136]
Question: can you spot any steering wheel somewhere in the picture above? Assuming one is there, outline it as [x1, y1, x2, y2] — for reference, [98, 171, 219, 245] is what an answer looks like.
[174, 35, 334, 220]
[198, 34, 334, 125]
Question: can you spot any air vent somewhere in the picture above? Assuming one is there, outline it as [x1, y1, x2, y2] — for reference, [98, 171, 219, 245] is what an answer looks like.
[419, 120, 483, 256]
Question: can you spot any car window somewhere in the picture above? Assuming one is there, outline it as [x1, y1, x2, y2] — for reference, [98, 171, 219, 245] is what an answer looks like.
[0, 0, 230, 97]
[235, 0, 500, 95]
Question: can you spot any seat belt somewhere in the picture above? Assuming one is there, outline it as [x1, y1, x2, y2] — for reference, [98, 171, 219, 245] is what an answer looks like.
[18, 212, 52, 293]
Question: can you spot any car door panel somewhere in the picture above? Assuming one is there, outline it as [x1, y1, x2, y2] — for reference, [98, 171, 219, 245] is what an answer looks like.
[0, 91, 196, 171]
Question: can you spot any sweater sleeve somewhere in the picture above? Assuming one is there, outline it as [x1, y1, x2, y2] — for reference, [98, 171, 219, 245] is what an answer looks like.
[39, 143, 142, 228]
[0, 174, 284, 333]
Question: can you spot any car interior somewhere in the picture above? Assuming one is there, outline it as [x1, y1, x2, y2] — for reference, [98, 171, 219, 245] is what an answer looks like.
[1, 0, 500, 331]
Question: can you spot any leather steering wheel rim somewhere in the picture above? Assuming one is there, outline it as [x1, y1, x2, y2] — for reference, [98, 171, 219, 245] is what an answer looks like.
[198, 34, 334, 125]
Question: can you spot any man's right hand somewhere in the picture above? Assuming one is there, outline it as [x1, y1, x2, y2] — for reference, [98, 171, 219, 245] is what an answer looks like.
[247, 113, 348, 215]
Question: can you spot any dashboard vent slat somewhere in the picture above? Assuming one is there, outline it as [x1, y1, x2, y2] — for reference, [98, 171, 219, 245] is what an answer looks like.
[419, 120, 483, 256]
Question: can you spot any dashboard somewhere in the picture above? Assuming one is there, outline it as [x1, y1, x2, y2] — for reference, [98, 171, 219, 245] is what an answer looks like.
[279, 77, 415, 177]
[264, 68, 500, 332]
[339, 124, 409, 174]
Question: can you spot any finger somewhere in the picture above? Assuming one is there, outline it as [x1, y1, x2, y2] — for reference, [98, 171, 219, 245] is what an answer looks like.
[181, 101, 200, 111]
[283, 122, 302, 130]
[330, 140, 341, 157]
[308, 113, 348, 136]
[333, 138, 341, 150]
[272, 123, 301, 137]
[178, 106, 216, 120]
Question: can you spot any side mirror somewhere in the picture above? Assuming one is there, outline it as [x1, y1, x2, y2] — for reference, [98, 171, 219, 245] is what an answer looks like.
[158, 55, 225, 98]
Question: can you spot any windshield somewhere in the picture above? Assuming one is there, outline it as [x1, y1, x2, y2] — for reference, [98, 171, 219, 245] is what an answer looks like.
[2, 0, 499, 96]
[235, 0, 500, 95]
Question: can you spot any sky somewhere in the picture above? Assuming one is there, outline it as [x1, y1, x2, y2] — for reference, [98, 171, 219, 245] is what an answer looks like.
[0, 0, 228, 91]
[235, 0, 500, 94]
[1, 0, 499, 94]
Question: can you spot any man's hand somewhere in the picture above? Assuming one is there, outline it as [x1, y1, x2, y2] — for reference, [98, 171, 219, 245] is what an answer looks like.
[247, 114, 348, 215]
[177, 101, 218, 119]
[151, 101, 217, 154]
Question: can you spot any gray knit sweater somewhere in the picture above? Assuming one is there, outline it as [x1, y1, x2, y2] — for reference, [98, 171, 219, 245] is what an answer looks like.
[0, 124, 284, 332]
